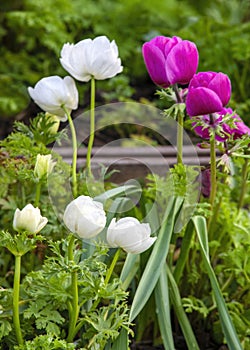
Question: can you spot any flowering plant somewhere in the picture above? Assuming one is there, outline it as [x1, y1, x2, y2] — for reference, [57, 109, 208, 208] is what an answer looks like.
[0, 30, 249, 350]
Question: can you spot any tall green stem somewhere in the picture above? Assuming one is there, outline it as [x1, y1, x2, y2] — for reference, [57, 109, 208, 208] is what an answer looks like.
[90, 248, 121, 312]
[173, 84, 183, 165]
[63, 108, 78, 198]
[13, 255, 23, 345]
[34, 181, 41, 207]
[177, 112, 184, 165]
[209, 132, 217, 214]
[86, 77, 96, 177]
[238, 158, 249, 210]
[67, 235, 79, 343]
[104, 248, 121, 285]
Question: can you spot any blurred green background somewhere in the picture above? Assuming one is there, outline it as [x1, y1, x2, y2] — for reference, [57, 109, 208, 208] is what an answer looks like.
[1, 0, 250, 137]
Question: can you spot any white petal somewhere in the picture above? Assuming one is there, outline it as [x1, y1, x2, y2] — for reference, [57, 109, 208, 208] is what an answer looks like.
[63, 76, 79, 109]
[123, 237, 157, 254]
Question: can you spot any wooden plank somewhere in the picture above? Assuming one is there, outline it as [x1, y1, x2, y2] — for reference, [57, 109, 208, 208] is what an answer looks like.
[52, 146, 213, 182]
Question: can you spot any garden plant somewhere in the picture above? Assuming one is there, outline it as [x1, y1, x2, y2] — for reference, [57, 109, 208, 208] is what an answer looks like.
[0, 20, 249, 350]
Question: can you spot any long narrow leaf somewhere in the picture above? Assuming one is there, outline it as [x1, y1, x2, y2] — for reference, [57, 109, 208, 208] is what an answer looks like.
[129, 196, 183, 322]
[94, 184, 141, 204]
[173, 221, 194, 284]
[155, 267, 175, 350]
[166, 265, 200, 350]
[192, 216, 243, 350]
[110, 328, 129, 350]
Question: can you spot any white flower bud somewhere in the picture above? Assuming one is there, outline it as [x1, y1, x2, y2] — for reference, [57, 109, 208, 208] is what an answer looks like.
[13, 204, 48, 234]
[63, 196, 106, 239]
[107, 217, 156, 254]
[34, 154, 56, 180]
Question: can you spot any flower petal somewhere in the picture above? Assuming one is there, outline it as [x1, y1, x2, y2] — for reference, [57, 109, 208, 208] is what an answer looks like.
[142, 43, 170, 88]
[166, 40, 199, 85]
[186, 87, 223, 116]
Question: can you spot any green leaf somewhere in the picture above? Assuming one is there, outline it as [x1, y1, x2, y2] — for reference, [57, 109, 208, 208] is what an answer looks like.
[129, 196, 183, 322]
[166, 265, 200, 350]
[110, 328, 129, 350]
[0, 319, 12, 339]
[94, 184, 142, 204]
[192, 216, 243, 350]
[155, 267, 175, 350]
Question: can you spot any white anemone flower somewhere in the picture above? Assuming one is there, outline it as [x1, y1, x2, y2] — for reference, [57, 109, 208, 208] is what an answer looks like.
[63, 195, 106, 239]
[28, 76, 78, 121]
[13, 204, 48, 234]
[107, 217, 156, 254]
[60, 36, 123, 82]
[34, 154, 56, 180]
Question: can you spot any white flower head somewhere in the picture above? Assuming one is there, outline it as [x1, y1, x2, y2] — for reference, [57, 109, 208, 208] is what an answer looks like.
[28, 76, 78, 121]
[13, 204, 48, 234]
[60, 36, 123, 82]
[107, 217, 156, 254]
[63, 195, 106, 239]
[34, 154, 56, 180]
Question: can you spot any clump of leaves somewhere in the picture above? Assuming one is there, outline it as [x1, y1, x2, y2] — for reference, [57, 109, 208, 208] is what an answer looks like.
[0, 236, 130, 348]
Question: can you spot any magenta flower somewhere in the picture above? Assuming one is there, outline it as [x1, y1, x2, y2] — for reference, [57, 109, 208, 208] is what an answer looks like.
[201, 168, 211, 198]
[192, 113, 226, 141]
[186, 72, 231, 117]
[142, 36, 199, 88]
[192, 107, 250, 141]
[222, 115, 250, 139]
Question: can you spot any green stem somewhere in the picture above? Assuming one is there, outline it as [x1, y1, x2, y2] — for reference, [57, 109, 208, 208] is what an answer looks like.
[13, 255, 23, 345]
[86, 77, 96, 177]
[209, 131, 217, 215]
[34, 181, 41, 207]
[238, 158, 249, 210]
[173, 84, 183, 165]
[91, 248, 121, 312]
[63, 108, 78, 198]
[67, 235, 79, 343]
[104, 248, 121, 285]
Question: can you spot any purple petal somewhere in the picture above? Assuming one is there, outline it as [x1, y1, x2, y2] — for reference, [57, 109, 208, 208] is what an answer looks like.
[186, 87, 223, 116]
[189, 72, 216, 89]
[166, 40, 199, 85]
[149, 36, 171, 54]
[208, 72, 231, 106]
[142, 43, 170, 87]
[164, 36, 182, 56]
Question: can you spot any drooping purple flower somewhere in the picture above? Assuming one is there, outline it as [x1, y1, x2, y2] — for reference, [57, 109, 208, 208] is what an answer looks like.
[200, 168, 211, 198]
[142, 36, 199, 88]
[192, 113, 226, 142]
[222, 114, 250, 139]
[192, 107, 250, 141]
[186, 72, 231, 117]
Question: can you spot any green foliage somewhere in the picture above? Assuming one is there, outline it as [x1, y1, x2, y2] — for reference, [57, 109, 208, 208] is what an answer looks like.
[3, 0, 250, 124]
[14, 335, 75, 350]
[0, 236, 129, 348]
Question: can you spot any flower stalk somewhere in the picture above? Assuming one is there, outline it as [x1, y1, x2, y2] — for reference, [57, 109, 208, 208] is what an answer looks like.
[63, 107, 78, 198]
[13, 254, 24, 346]
[34, 181, 41, 207]
[238, 158, 249, 210]
[209, 128, 217, 215]
[104, 248, 121, 285]
[173, 84, 183, 165]
[86, 77, 96, 177]
[67, 235, 79, 343]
